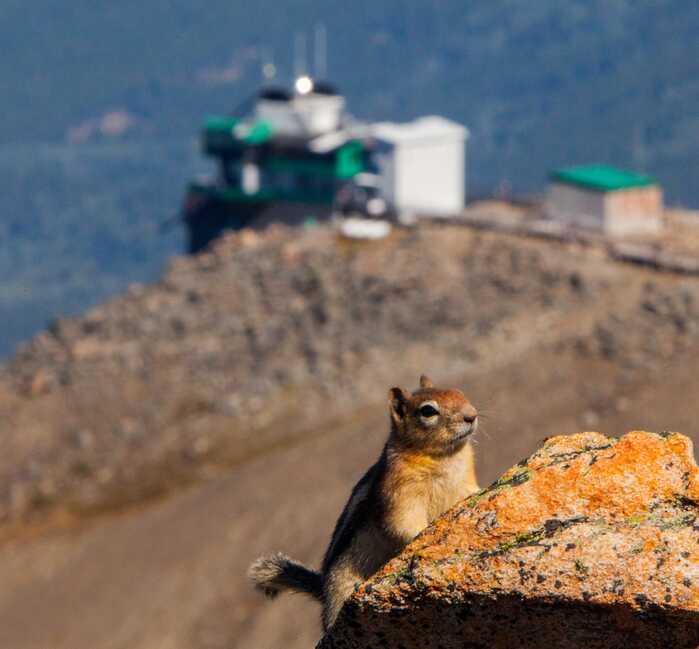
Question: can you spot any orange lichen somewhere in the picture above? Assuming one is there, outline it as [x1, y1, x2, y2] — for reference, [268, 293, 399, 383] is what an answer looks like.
[343, 430, 699, 649]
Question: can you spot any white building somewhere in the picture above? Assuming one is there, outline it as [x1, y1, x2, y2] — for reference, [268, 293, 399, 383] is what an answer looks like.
[546, 165, 663, 237]
[254, 77, 346, 137]
[372, 116, 468, 218]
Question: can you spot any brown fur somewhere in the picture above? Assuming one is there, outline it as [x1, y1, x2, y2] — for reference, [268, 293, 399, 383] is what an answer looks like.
[248, 375, 480, 630]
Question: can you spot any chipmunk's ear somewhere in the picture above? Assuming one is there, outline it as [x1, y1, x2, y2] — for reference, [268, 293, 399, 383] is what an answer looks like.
[388, 387, 410, 424]
[419, 375, 434, 389]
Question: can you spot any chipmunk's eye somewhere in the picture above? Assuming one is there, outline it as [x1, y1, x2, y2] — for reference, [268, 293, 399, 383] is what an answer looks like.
[419, 404, 439, 418]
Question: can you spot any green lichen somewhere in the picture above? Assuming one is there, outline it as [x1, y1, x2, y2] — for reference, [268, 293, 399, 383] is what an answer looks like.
[641, 497, 698, 530]
[673, 495, 699, 509]
[626, 513, 647, 527]
[466, 466, 531, 508]
[477, 529, 547, 558]
[504, 530, 546, 552]
[587, 517, 609, 528]
[379, 555, 419, 587]
[652, 431, 676, 439]
[465, 491, 488, 508]
[545, 443, 614, 467]
[655, 511, 696, 530]
[575, 559, 590, 575]
[476, 517, 588, 559]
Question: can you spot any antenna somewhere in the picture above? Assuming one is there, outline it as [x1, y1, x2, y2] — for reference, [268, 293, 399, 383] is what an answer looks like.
[631, 123, 648, 172]
[260, 47, 277, 81]
[314, 23, 327, 79]
[294, 32, 307, 77]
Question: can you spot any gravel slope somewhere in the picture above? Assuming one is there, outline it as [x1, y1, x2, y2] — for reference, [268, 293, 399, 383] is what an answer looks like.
[0, 224, 698, 647]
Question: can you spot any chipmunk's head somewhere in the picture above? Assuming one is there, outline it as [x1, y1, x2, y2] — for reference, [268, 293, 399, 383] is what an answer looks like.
[388, 375, 478, 456]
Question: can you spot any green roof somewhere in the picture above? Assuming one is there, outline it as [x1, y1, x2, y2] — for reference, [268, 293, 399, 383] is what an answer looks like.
[336, 140, 365, 179]
[204, 115, 238, 133]
[551, 165, 657, 192]
[202, 116, 273, 154]
[244, 120, 272, 144]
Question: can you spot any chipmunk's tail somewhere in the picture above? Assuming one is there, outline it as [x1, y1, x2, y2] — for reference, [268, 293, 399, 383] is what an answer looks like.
[248, 553, 323, 601]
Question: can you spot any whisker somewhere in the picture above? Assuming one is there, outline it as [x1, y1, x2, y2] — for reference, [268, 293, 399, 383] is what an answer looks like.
[474, 405, 500, 418]
[475, 424, 495, 443]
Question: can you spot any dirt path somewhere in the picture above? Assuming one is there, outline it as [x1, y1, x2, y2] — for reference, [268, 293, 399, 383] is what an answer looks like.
[0, 409, 385, 649]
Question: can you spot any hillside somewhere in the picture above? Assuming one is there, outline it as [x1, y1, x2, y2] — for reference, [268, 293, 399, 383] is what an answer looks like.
[2, 1, 699, 357]
[4, 1, 699, 197]
[1, 224, 699, 648]
[0, 140, 194, 358]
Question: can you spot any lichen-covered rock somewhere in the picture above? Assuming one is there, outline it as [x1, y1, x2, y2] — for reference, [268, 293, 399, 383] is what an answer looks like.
[318, 431, 699, 649]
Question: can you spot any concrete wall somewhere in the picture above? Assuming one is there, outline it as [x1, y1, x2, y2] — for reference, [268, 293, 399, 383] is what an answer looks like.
[375, 134, 466, 217]
[374, 146, 397, 207]
[545, 183, 606, 229]
[394, 138, 465, 216]
[546, 183, 663, 236]
[604, 186, 663, 236]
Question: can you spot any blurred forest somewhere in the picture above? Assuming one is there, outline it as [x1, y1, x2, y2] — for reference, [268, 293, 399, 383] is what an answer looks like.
[1, 0, 698, 356]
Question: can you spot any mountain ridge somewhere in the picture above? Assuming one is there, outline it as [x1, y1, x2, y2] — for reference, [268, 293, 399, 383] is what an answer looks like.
[2, 0, 698, 355]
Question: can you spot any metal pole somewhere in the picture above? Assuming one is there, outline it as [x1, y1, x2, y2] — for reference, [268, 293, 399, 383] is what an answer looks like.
[314, 23, 327, 79]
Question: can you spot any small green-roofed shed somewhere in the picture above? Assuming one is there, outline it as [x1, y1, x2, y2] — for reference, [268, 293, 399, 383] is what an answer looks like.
[546, 163, 663, 236]
[551, 165, 657, 192]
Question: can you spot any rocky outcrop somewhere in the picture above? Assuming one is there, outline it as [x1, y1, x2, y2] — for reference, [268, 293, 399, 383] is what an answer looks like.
[319, 431, 699, 649]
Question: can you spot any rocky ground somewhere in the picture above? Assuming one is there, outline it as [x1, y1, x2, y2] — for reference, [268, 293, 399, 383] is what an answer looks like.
[1, 223, 699, 648]
[320, 431, 699, 649]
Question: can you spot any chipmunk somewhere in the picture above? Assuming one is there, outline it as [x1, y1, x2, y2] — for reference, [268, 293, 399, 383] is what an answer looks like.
[248, 375, 479, 630]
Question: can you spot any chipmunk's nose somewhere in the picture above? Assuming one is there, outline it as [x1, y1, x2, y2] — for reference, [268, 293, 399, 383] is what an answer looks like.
[462, 405, 478, 424]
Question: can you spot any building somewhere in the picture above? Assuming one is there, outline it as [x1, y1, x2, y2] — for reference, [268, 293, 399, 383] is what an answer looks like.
[372, 117, 468, 217]
[183, 75, 469, 252]
[546, 165, 663, 237]
[183, 79, 370, 252]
